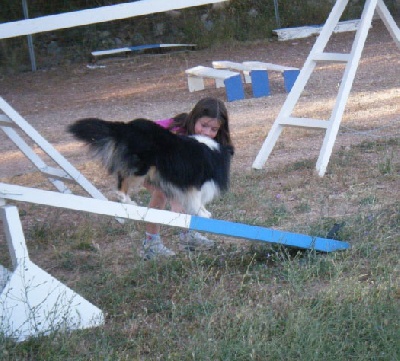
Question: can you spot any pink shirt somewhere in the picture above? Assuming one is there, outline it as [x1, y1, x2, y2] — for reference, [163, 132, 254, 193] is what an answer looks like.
[155, 118, 184, 134]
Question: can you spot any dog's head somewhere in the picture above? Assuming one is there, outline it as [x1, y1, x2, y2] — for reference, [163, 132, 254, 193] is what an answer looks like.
[191, 134, 219, 150]
[191, 135, 234, 156]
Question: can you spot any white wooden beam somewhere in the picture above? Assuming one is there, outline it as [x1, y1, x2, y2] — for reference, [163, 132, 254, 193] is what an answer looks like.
[0, 0, 227, 39]
[0, 183, 192, 229]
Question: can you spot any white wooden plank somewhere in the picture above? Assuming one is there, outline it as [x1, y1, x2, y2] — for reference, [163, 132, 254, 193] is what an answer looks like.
[0, 183, 192, 229]
[0, 0, 227, 39]
[242, 61, 298, 72]
[212, 61, 249, 71]
[212, 61, 252, 83]
[185, 66, 239, 79]
[273, 19, 361, 41]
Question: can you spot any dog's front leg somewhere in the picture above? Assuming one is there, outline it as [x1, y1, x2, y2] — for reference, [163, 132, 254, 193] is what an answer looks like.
[115, 191, 138, 205]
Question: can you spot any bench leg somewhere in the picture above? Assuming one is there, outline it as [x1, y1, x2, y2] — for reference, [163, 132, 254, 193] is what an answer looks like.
[224, 75, 245, 102]
[250, 70, 270, 98]
[215, 78, 225, 88]
[244, 72, 252, 84]
[283, 69, 300, 92]
[187, 76, 205, 92]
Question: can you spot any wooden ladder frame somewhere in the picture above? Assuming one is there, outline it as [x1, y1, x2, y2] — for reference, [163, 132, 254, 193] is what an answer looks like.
[0, 97, 106, 199]
[252, 0, 400, 176]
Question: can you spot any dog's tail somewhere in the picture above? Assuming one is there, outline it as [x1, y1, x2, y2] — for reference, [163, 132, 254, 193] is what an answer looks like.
[68, 117, 114, 144]
[68, 118, 123, 174]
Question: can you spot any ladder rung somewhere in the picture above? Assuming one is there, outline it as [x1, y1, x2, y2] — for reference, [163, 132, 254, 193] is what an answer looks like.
[313, 52, 350, 63]
[0, 114, 16, 127]
[40, 166, 74, 182]
[279, 117, 329, 129]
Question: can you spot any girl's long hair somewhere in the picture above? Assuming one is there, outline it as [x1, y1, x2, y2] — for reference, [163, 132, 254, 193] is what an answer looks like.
[168, 97, 233, 147]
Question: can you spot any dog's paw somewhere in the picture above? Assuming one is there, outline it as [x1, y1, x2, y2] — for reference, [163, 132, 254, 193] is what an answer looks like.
[115, 191, 137, 205]
[197, 207, 212, 218]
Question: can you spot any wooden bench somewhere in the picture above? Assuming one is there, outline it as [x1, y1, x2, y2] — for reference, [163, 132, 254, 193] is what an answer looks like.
[185, 66, 245, 102]
[212, 60, 300, 96]
[242, 61, 300, 93]
[212, 61, 269, 97]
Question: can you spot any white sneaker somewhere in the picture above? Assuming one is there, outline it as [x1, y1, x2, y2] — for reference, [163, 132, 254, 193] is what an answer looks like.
[179, 231, 214, 251]
[140, 235, 176, 260]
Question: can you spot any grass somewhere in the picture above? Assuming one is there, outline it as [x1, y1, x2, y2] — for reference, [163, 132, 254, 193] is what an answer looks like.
[0, 136, 399, 360]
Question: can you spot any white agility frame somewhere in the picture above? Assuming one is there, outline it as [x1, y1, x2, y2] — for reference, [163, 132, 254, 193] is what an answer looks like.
[252, 0, 400, 176]
[0, 0, 228, 342]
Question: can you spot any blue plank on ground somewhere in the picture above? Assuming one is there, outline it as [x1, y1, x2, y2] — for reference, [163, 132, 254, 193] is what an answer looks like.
[128, 44, 196, 51]
[190, 216, 350, 252]
[91, 43, 196, 58]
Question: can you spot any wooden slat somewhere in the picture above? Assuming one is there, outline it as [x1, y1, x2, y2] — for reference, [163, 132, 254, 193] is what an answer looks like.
[279, 117, 329, 129]
[313, 52, 350, 62]
[40, 166, 74, 182]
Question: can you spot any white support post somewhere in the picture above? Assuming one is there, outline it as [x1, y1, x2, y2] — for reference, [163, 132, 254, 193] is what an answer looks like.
[316, 0, 379, 176]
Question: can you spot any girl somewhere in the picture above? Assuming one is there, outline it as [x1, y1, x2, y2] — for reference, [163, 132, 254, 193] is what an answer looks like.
[142, 97, 233, 260]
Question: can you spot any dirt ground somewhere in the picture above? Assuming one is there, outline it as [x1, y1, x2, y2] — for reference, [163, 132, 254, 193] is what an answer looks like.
[0, 18, 399, 201]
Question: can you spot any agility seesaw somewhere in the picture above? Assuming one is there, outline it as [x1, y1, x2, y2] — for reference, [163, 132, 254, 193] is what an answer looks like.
[0, 183, 350, 253]
[0, 182, 349, 341]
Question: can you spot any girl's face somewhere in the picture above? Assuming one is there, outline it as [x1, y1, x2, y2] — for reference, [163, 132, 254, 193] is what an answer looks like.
[194, 116, 220, 139]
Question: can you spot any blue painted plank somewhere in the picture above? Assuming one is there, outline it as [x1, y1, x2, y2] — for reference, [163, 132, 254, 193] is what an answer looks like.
[128, 43, 196, 51]
[92, 43, 196, 57]
[189, 216, 350, 252]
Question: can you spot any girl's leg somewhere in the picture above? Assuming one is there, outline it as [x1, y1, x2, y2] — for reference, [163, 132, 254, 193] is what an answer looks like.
[170, 199, 214, 252]
[141, 188, 175, 259]
[146, 188, 168, 235]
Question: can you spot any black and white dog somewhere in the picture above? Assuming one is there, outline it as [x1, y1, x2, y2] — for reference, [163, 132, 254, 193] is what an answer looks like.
[68, 118, 233, 218]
